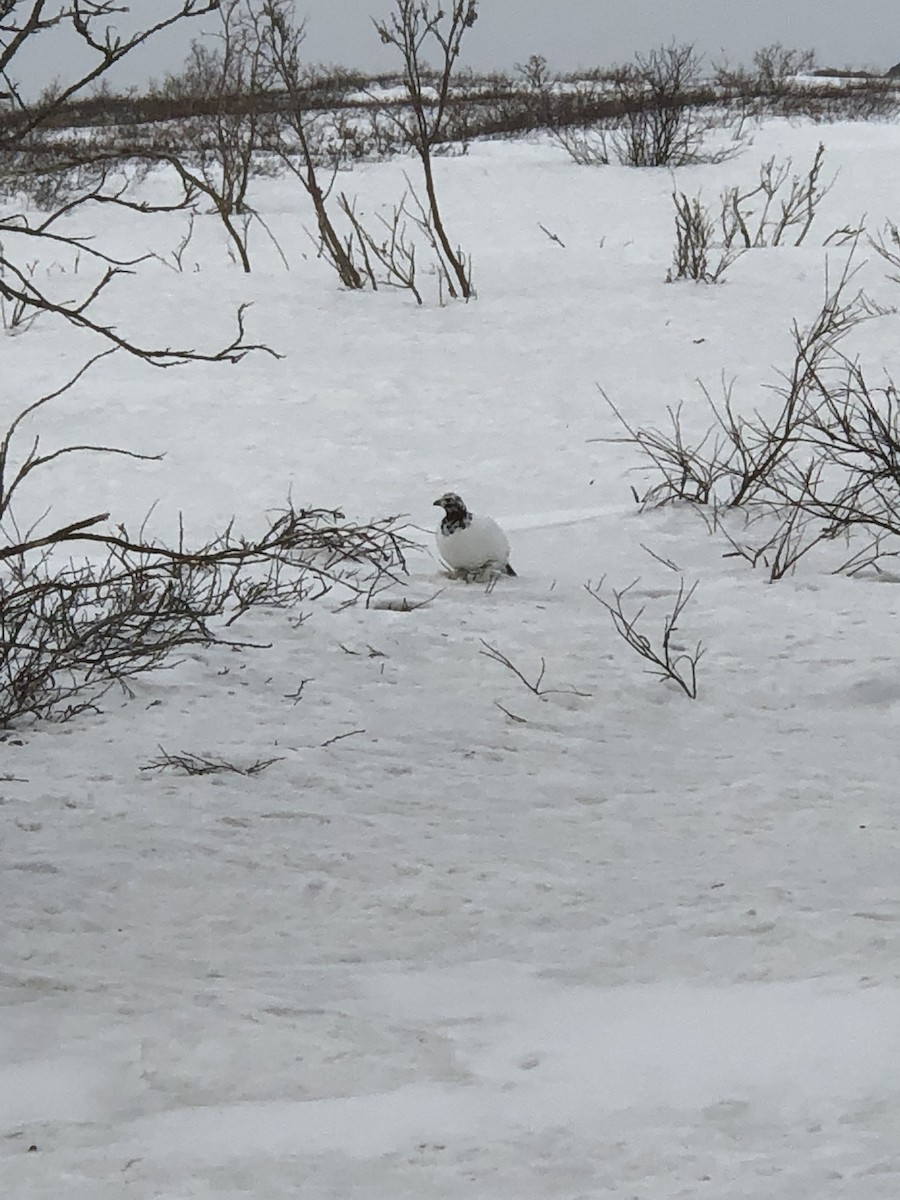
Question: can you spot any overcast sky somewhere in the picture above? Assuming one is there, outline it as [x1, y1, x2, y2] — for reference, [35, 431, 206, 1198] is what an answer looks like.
[19, 0, 900, 93]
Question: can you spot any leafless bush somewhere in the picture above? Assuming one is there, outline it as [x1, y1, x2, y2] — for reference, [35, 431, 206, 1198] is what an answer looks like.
[373, 0, 477, 299]
[2, 545, 245, 725]
[0, 256, 40, 333]
[550, 118, 613, 166]
[152, 212, 199, 273]
[663, 145, 844, 297]
[259, 1, 364, 290]
[337, 192, 423, 303]
[0, 3, 423, 727]
[607, 250, 870, 512]
[0, 132, 115, 211]
[606, 247, 900, 579]
[0, 4, 222, 144]
[613, 44, 704, 167]
[762, 75, 899, 124]
[721, 143, 833, 250]
[816, 82, 900, 123]
[326, 107, 406, 163]
[613, 44, 742, 168]
[585, 577, 703, 699]
[310, 177, 462, 306]
[601, 390, 750, 507]
[473, 54, 552, 135]
[668, 191, 740, 283]
[548, 45, 743, 169]
[516, 54, 552, 92]
[752, 44, 817, 93]
[403, 176, 473, 303]
[786, 355, 900, 543]
[151, 0, 284, 272]
[835, 534, 900, 578]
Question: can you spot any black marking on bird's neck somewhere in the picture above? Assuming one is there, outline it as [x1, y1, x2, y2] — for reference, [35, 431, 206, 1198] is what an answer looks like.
[441, 508, 472, 535]
[440, 498, 472, 535]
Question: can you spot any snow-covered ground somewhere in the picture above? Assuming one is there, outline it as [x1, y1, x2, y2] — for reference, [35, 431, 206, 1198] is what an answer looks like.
[3, 115, 900, 1198]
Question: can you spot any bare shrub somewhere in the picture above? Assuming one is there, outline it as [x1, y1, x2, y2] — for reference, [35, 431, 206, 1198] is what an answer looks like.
[668, 191, 740, 283]
[511, 53, 556, 130]
[585, 577, 703, 699]
[373, 0, 477, 299]
[337, 192, 423, 304]
[151, 0, 283, 272]
[605, 246, 900, 579]
[259, 1, 364, 290]
[600, 395, 724, 506]
[326, 107, 406, 164]
[0, 8, 267, 359]
[549, 44, 743, 169]
[0, 4, 223, 145]
[611, 43, 707, 167]
[611, 43, 743, 168]
[721, 143, 833, 250]
[606, 251, 870, 512]
[752, 44, 817, 93]
[516, 54, 552, 92]
[786, 356, 900, 543]
[667, 145, 837, 283]
[0, 126, 129, 213]
[550, 118, 613, 167]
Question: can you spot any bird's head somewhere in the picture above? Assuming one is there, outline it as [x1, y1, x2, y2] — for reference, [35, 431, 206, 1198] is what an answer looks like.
[433, 492, 468, 518]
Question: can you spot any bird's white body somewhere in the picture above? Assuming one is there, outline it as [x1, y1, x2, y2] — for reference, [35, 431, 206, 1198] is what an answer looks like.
[436, 513, 511, 575]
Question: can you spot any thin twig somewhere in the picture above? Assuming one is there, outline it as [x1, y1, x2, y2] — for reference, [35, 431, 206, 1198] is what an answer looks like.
[320, 728, 366, 748]
[480, 640, 591, 698]
[538, 223, 566, 247]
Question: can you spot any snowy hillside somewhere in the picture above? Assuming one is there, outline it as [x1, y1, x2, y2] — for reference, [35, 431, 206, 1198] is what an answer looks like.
[4, 115, 900, 1198]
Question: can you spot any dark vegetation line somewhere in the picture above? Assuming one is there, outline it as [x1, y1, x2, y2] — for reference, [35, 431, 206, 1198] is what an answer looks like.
[6, 70, 899, 143]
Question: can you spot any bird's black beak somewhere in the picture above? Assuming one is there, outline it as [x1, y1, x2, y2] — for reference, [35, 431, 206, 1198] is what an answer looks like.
[433, 499, 442, 507]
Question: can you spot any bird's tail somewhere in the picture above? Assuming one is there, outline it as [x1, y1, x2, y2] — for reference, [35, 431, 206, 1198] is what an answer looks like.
[505, 563, 517, 577]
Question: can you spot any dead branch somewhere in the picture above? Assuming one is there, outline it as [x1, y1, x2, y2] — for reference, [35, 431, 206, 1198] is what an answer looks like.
[338, 191, 424, 304]
[141, 748, 283, 776]
[0, 3, 223, 146]
[538, 223, 566, 248]
[480, 639, 591, 698]
[870, 220, 900, 287]
[495, 700, 528, 723]
[369, 588, 444, 611]
[586, 577, 703, 699]
[320, 728, 366, 748]
[1, 498, 414, 725]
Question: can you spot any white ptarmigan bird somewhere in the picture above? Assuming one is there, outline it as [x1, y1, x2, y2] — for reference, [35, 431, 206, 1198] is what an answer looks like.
[433, 492, 516, 579]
